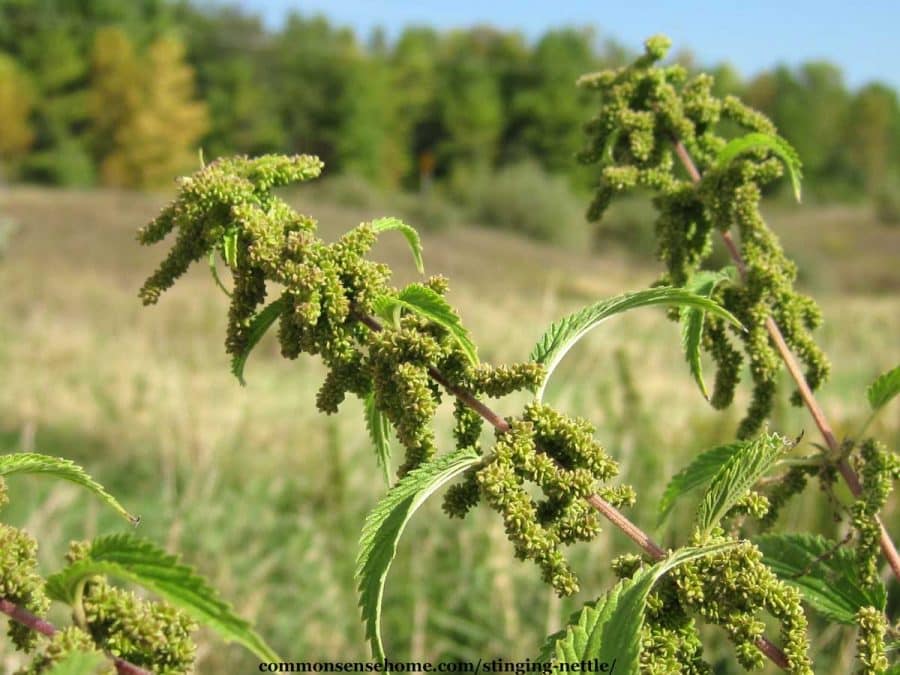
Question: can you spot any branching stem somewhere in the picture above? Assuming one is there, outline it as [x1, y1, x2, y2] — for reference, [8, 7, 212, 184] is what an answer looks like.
[673, 139, 900, 581]
[355, 311, 791, 670]
[0, 597, 151, 675]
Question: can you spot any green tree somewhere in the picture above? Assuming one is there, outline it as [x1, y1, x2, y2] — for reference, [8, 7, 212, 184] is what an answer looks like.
[0, 54, 35, 174]
[17, 24, 94, 185]
[176, 4, 284, 158]
[508, 28, 598, 181]
[434, 28, 513, 174]
[388, 27, 442, 186]
[842, 84, 900, 193]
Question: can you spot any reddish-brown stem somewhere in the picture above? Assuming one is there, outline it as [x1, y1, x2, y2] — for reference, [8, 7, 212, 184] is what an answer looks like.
[673, 139, 900, 581]
[0, 597, 152, 675]
[355, 311, 791, 670]
[585, 494, 666, 559]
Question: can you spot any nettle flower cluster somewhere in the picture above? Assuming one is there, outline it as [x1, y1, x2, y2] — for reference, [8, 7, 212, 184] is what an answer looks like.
[613, 532, 813, 675]
[578, 35, 829, 439]
[0, 478, 196, 674]
[854, 439, 900, 586]
[138, 155, 629, 595]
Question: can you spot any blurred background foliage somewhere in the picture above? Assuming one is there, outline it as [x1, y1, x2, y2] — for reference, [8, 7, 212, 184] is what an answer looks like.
[1, 0, 900, 243]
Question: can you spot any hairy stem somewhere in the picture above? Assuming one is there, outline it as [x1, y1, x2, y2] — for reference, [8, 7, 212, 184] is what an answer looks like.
[0, 597, 152, 675]
[355, 311, 791, 670]
[673, 139, 900, 581]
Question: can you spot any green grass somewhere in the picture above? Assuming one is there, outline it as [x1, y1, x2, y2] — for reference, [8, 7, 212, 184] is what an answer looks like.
[0, 187, 897, 672]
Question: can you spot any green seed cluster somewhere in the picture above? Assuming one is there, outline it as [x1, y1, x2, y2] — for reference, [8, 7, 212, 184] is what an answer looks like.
[138, 155, 623, 592]
[0, 523, 50, 652]
[578, 35, 829, 438]
[612, 556, 712, 674]
[727, 490, 772, 523]
[852, 439, 900, 586]
[64, 541, 197, 674]
[78, 579, 196, 674]
[854, 606, 888, 674]
[641, 584, 711, 674]
[473, 403, 621, 596]
[139, 154, 550, 476]
[672, 534, 813, 674]
[16, 627, 112, 675]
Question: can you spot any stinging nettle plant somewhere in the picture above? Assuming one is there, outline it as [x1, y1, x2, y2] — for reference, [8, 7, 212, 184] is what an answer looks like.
[5, 33, 895, 675]
[131, 36, 899, 673]
[0, 454, 279, 673]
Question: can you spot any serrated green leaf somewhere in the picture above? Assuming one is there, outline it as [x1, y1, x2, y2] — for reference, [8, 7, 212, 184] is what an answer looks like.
[529, 288, 742, 401]
[867, 364, 900, 412]
[755, 534, 886, 624]
[680, 269, 734, 400]
[45, 534, 278, 662]
[208, 250, 232, 297]
[0, 453, 136, 525]
[541, 543, 736, 671]
[373, 284, 478, 365]
[537, 579, 628, 663]
[364, 392, 392, 486]
[222, 229, 238, 268]
[697, 432, 790, 535]
[657, 442, 742, 526]
[371, 217, 424, 274]
[45, 651, 106, 675]
[356, 448, 481, 660]
[231, 297, 285, 385]
[716, 132, 803, 202]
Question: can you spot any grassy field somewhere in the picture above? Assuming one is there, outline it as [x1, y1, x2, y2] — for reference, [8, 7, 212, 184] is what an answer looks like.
[0, 186, 897, 673]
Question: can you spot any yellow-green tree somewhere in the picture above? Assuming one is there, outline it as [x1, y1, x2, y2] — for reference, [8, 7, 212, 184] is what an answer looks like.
[89, 27, 142, 182]
[843, 84, 899, 193]
[91, 33, 207, 188]
[0, 54, 35, 173]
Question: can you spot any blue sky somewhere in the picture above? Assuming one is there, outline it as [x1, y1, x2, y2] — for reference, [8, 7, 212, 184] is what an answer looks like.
[233, 0, 899, 90]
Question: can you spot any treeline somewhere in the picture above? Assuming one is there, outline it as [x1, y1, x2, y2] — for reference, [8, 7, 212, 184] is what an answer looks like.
[1, 0, 899, 205]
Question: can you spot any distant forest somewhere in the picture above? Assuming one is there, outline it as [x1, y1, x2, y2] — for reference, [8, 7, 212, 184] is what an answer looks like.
[1, 0, 898, 206]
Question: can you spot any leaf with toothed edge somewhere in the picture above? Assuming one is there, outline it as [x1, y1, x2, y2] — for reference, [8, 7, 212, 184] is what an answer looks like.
[538, 543, 736, 670]
[45, 534, 279, 662]
[866, 364, 900, 412]
[657, 442, 742, 526]
[370, 217, 424, 274]
[529, 288, 742, 401]
[373, 284, 478, 365]
[0, 452, 137, 525]
[696, 431, 790, 535]
[680, 268, 735, 400]
[356, 448, 480, 660]
[364, 392, 393, 485]
[755, 533, 886, 624]
[230, 298, 285, 385]
[716, 132, 803, 202]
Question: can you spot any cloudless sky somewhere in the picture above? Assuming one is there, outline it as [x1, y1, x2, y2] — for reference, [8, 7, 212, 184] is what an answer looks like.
[232, 0, 900, 90]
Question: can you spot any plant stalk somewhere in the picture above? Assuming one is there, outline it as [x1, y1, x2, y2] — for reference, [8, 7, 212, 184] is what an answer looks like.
[356, 311, 791, 670]
[672, 139, 900, 581]
[0, 597, 152, 675]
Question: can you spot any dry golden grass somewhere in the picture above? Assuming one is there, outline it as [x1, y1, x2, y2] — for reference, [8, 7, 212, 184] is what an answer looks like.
[0, 187, 896, 672]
